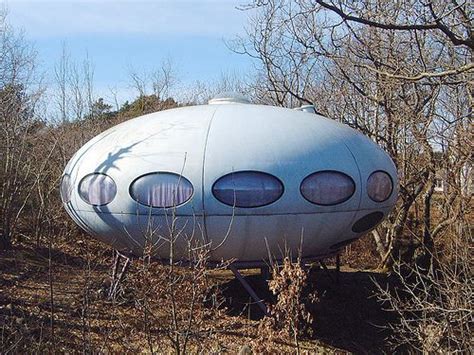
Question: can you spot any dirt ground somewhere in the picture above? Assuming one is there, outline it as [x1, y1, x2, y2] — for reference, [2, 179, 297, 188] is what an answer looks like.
[0, 235, 395, 353]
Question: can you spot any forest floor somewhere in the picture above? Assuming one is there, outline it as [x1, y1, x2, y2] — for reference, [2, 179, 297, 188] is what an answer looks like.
[0, 235, 394, 353]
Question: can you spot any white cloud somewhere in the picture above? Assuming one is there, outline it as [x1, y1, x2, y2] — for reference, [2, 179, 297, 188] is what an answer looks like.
[3, 0, 251, 38]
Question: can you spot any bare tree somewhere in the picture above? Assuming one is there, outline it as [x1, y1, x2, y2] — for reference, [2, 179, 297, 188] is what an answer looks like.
[236, 0, 472, 269]
[0, 10, 45, 249]
[54, 44, 96, 122]
[150, 57, 177, 101]
[236, 1, 472, 351]
[127, 205, 229, 353]
[128, 58, 178, 113]
[374, 220, 472, 352]
[54, 43, 70, 123]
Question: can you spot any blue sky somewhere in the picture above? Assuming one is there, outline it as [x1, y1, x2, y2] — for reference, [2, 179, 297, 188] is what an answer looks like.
[4, 0, 255, 104]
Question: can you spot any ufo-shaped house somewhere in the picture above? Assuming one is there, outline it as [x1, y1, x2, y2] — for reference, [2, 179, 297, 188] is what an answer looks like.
[60, 94, 398, 265]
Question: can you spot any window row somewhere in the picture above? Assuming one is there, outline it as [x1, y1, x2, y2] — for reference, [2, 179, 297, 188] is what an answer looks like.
[61, 170, 393, 207]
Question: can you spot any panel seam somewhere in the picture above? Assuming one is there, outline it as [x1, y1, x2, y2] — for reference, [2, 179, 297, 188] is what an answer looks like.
[341, 139, 363, 227]
[201, 107, 218, 246]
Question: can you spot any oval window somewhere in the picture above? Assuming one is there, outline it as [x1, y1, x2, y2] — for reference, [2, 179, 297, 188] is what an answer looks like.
[367, 171, 393, 202]
[300, 171, 355, 205]
[212, 171, 284, 208]
[130, 172, 194, 208]
[60, 174, 72, 203]
[79, 173, 117, 206]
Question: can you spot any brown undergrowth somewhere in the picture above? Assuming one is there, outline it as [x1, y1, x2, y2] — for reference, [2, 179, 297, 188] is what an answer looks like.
[0, 234, 396, 353]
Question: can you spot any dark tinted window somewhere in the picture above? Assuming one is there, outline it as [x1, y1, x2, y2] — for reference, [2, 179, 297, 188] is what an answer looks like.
[301, 171, 355, 205]
[212, 171, 284, 208]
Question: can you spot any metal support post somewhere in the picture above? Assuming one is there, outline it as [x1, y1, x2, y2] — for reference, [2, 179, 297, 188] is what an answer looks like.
[229, 265, 268, 316]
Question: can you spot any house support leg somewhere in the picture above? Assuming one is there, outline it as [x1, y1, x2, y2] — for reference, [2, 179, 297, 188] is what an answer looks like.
[319, 260, 336, 283]
[229, 265, 268, 316]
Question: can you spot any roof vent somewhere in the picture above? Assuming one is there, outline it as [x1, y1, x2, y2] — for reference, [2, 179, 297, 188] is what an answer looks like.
[294, 104, 316, 114]
[208, 92, 251, 105]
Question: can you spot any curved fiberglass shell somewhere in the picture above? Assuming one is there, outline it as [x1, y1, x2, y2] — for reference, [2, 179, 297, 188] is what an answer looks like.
[61, 100, 398, 264]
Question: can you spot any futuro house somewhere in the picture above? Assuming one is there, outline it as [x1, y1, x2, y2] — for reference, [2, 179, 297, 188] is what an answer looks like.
[60, 93, 398, 265]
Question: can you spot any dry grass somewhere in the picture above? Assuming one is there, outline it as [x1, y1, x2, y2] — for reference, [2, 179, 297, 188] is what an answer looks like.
[0, 233, 397, 353]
